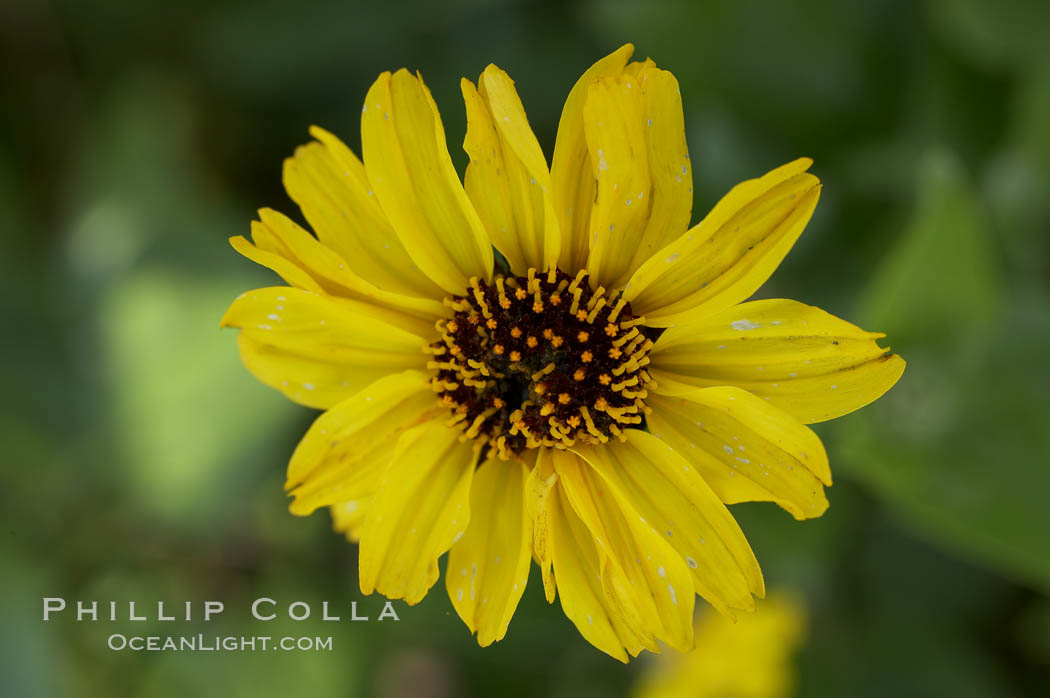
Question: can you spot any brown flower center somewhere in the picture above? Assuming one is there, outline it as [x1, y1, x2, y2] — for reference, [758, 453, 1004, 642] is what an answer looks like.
[426, 268, 655, 460]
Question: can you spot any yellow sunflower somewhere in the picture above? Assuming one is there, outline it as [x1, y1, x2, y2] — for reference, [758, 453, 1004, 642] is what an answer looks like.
[633, 593, 806, 698]
[222, 44, 904, 661]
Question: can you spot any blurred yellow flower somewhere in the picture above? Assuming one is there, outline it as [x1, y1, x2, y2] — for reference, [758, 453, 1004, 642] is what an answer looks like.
[221, 44, 903, 660]
[633, 594, 806, 698]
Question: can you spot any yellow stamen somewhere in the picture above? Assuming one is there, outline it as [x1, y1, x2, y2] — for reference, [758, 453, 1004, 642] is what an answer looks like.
[569, 287, 584, 315]
[496, 277, 510, 309]
[470, 277, 492, 318]
[532, 363, 556, 380]
[586, 298, 607, 323]
[613, 327, 639, 347]
[586, 286, 606, 310]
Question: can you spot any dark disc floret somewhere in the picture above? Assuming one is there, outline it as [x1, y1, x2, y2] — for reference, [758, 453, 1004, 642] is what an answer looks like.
[425, 267, 656, 460]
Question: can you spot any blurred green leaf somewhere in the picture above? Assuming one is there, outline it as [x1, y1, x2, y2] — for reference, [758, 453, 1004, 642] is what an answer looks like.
[858, 150, 1001, 360]
[928, 0, 1050, 69]
[986, 57, 1050, 278]
[0, 545, 63, 698]
[5, 0, 1050, 694]
[99, 268, 296, 529]
[837, 150, 1050, 592]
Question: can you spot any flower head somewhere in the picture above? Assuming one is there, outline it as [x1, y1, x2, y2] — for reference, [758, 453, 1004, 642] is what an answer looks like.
[633, 594, 806, 698]
[221, 44, 904, 660]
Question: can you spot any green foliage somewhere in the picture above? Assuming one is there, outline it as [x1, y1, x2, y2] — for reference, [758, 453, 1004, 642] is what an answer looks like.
[1, 0, 1048, 695]
[859, 152, 1000, 358]
[838, 151, 1050, 593]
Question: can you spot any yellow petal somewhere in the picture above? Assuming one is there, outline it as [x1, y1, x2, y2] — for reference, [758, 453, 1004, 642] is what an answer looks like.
[584, 65, 693, 289]
[283, 126, 443, 299]
[361, 70, 493, 294]
[461, 79, 526, 273]
[624, 159, 820, 326]
[526, 448, 558, 603]
[233, 207, 446, 326]
[625, 64, 694, 276]
[230, 234, 325, 295]
[545, 470, 649, 662]
[358, 419, 477, 604]
[554, 450, 695, 652]
[649, 298, 907, 424]
[220, 287, 426, 409]
[648, 387, 831, 520]
[285, 370, 439, 515]
[331, 499, 370, 542]
[634, 593, 806, 698]
[460, 67, 560, 274]
[574, 431, 764, 614]
[551, 44, 634, 273]
[446, 459, 531, 647]
[582, 74, 649, 286]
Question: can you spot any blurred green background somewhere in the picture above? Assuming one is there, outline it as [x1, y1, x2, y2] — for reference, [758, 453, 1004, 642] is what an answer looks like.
[2, 0, 1049, 696]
